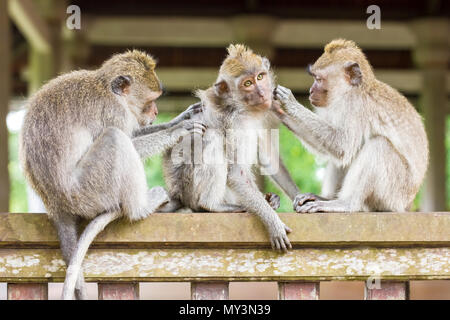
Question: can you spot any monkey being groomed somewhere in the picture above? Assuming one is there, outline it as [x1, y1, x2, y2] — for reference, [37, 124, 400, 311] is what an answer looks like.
[19, 50, 205, 299]
[161, 44, 301, 252]
[274, 39, 429, 213]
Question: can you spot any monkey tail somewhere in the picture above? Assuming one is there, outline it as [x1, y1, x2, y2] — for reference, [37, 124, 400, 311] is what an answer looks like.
[61, 210, 122, 300]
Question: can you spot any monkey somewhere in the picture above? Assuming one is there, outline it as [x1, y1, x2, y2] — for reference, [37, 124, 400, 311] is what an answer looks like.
[273, 39, 429, 213]
[19, 50, 206, 300]
[161, 44, 300, 252]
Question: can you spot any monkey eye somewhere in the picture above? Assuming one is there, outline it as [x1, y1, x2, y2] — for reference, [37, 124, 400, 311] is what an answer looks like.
[257, 73, 264, 80]
[243, 80, 253, 87]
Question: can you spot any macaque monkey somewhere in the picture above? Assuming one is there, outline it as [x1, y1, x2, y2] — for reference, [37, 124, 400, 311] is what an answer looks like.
[274, 39, 429, 213]
[19, 50, 205, 299]
[162, 44, 300, 252]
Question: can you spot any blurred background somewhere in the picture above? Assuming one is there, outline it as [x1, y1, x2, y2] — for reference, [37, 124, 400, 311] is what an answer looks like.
[0, 0, 448, 299]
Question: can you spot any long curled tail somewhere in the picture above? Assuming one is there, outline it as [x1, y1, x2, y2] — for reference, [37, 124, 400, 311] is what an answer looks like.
[62, 210, 122, 300]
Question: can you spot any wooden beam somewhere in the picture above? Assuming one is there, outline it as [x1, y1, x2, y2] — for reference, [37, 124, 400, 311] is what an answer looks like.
[0, 0, 10, 212]
[364, 281, 409, 300]
[158, 68, 450, 95]
[98, 283, 139, 300]
[1, 212, 449, 247]
[8, 0, 51, 53]
[191, 282, 229, 300]
[7, 283, 48, 300]
[278, 282, 320, 300]
[85, 16, 416, 49]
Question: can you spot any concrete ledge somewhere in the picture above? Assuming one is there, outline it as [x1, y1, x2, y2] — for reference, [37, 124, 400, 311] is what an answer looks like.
[1, 212, 449, 281]
[0, 212, 449, 248]
[0, 247, 448, 282]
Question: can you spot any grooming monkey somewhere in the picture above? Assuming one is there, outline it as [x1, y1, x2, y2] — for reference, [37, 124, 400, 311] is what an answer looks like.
[162, 44, 300, 252]
[19, 50, 205, 300]
[274, 39, 429, 213]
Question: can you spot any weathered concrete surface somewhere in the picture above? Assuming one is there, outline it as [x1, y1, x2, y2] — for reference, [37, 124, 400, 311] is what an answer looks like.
[0, 247, 448, 282]
[1, 212, 449, 247]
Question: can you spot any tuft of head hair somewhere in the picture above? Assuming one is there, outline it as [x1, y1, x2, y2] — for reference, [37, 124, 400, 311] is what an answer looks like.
[100, 50, 156, 74]
[324, 39, 360, 54]
[219, 44, 264, 77]
[313, 38, 375, 84]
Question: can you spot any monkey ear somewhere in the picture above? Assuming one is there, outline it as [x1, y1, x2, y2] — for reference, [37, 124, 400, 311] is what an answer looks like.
[344, 62, 362, 86]
[262, 57, 271, 70]
[111, 75, 132, 96]
[214, 80, 229, 96]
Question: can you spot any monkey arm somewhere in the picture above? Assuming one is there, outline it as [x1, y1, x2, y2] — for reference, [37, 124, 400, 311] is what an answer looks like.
[132, 120, 205, 159]
[227, 165, 292, 252]
[259, 153, 300, 200]
[133, 102, 203, 137]
[268, 156, 301, 201]
[275, 88, 350, 162]
[133, 122, 175, 137]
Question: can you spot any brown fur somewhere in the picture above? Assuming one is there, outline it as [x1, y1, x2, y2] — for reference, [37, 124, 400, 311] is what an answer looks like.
[275, 39, 429, 213]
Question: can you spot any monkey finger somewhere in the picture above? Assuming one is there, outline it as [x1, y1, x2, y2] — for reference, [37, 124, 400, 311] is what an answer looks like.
[283, 235, 292, 250]
[284, 224, 292, 234]
[190, 102, 204, 113]
[271, 239, 276, 251]
[279, 238, 288, 253]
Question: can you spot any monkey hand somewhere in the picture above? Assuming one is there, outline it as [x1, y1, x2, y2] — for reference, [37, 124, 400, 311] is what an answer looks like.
[293, 193, 326, 213]
[274, 85, 299, 115]
[177, 102, 204, 122]
[265, 192, 280, 210]
[268, 218, 292, 253]
[177, 119, 207, 136]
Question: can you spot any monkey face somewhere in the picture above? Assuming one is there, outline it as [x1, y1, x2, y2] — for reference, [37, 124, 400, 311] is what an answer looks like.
[237, 71, 273, 111]
[307, 66, 329, 107]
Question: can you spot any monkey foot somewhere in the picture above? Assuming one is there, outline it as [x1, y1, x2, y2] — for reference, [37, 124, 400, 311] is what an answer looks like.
[265, 192, 280, 210]
[293, 193, 326, 213]
[295, 200, 348, 213]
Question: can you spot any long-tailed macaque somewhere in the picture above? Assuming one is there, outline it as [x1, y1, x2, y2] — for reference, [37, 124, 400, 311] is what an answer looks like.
[20, 50, 205, 299]
[274, 39, 429, 213]
[162, 44, 300, 252]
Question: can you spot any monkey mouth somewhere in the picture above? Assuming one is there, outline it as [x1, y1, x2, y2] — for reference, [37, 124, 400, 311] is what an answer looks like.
[251, 99, 271, 109]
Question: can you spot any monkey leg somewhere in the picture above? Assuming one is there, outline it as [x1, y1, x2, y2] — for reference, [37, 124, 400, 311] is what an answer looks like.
[51, 211, 87, 300]
[156, 196, 182, 213]
[72, 127, 167, 221]
[198, 203, 246, 213]
[296, 137, 410, 213]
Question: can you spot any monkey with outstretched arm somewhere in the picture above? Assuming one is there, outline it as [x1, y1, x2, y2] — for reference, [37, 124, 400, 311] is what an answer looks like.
[162, 44, 300, 252]
[19, 50, 206, 300]
[273, 39, 428, 213]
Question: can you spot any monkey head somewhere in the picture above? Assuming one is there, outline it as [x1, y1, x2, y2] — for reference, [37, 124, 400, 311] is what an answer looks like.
[104, 50, 163, 126]
[213, 44, 275, 113]
[308, 39, 375, 107]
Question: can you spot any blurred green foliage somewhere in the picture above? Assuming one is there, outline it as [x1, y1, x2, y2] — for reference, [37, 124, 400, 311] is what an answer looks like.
[8, 114, 450, 212]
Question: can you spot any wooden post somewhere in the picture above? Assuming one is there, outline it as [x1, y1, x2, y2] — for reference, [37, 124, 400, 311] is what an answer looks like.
[191, 282, 229, 300]
[0, 0, 10, 212]
[278, 282, 320, 300]
[98, 283, 140, 300]
[364, 281, 409, 300]
[412, 18, 449, 211]
[7, 283, 48, 300]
